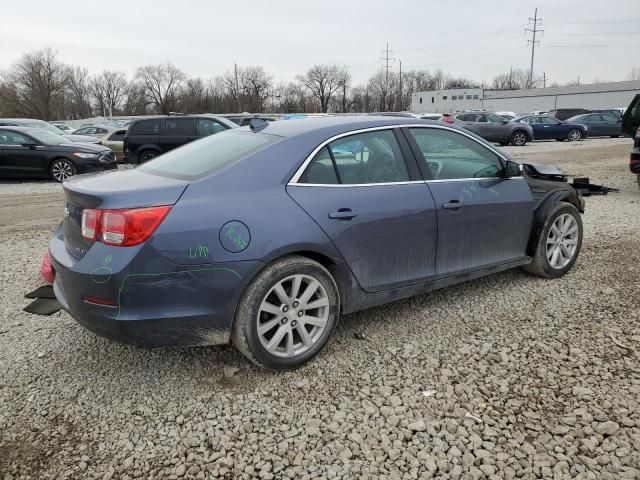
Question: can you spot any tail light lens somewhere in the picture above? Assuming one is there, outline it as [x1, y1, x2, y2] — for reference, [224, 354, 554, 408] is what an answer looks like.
[442, 115, 454, 124]
[40, 251, 55, 284]
[81, 206, 171, 247]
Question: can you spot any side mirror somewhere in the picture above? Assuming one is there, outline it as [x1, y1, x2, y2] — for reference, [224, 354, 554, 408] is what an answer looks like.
[504, 160, 521, 177]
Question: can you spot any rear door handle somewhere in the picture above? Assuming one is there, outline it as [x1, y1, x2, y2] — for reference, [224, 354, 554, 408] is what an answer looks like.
[442, 200, 463, 211]
[328, 208, 358, 220]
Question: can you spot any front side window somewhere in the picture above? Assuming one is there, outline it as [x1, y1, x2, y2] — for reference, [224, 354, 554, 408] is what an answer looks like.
[197, 118, 227, 136]
[486, 114, 504, 123]
[299, 130, 410, 185]
[519, 117, 536, 124]
[140, 130, 278, 180]
[540, 117, 559, 124]
[0, 130, 30, 145]
[131, 119, 160, 135]
[409, 127, 504, 180]
[165, 118, 195, 136]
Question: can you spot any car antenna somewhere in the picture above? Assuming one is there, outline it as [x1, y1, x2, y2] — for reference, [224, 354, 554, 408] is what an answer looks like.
[249, 118, 268, 132]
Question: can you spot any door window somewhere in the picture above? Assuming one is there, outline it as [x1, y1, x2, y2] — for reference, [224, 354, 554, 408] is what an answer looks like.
[108, 131, 126, 141]
[601, 113, 618, 123]
[409, 128, 504, 180]
[486, 114, 504, 123]
[131, 119, 160, 135]
[0, 130, 30, 145]
[299, 130, 410, 185]
[165, 118, 195, 136]
[197, 118, 227, 136]
[519, 117, 537, 124]
[540, 117, 559, 124]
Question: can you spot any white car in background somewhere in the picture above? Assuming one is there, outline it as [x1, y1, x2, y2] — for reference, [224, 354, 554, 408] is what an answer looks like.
[52, 123, 75, 133]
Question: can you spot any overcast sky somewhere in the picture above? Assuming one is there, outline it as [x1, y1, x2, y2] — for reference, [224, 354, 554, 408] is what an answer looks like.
[1, 0, 638, 87]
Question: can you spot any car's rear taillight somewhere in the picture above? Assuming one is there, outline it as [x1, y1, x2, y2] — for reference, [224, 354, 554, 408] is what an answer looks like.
[442, 115, 454, 124]
[40, 251, 55, 284]
[81, 209, 101, 240]
[81, 206, 171, 247]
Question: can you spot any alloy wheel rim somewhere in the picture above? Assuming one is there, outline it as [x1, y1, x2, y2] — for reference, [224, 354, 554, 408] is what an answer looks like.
[569, 130, 580, 141]
[546, 214, 579, 269]
[52, 161, 72, 181]
[514, 133, 526, 145]
[257, 274, 330, 358]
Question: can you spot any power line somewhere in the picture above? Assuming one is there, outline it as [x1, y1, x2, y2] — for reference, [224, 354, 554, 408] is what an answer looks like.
[525, 8, 543, 89]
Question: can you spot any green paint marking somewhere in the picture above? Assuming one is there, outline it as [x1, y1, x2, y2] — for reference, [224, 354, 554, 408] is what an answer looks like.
[115, 267, 241, 320]
[225, 227, 247, 250]
[189, 244, 209, 258]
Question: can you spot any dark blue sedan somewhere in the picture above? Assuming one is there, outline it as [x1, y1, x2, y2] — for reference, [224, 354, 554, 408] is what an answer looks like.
[48, 117, 585, 369]
[515, 115, 588, 141]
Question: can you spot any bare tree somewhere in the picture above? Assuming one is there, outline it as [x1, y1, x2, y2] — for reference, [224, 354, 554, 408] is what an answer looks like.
[92, 70, 127, 116]
[66, 66, 92, 118]
[136, 63, 186, 114]
[0, 48, 69, 119]
[336, 68, 352, 113]
[241, 66, 272, 112]
[121, 82, 149, 115]
[296, 64, 343, 113]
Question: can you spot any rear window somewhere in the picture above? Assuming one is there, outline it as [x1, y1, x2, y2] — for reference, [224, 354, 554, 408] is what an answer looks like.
[131, 119, 160, 135]
[139, 130, 278, 180]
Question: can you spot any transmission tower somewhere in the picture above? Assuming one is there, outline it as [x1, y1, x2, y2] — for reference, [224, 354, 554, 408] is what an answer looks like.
[525, 8, 543, 89]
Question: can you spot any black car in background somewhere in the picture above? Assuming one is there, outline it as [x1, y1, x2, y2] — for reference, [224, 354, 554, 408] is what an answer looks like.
[515, 115, 588, 141]
[622, 94, 640, 188]
[0, 127, 116, 182]
[547, 108, 590, 121]
[565, 113, 624, 137]
[124, 114, 237, 163]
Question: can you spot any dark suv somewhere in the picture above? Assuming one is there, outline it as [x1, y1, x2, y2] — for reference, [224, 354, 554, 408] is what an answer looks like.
[124, 115, 237, 163]
[622, 94, 640, 189]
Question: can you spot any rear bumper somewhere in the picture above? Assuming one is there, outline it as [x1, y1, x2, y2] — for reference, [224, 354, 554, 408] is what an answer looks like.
[49, 224, 263, 348]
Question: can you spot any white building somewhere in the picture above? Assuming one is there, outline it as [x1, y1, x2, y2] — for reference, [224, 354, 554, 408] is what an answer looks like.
[411, 80, 640, 114]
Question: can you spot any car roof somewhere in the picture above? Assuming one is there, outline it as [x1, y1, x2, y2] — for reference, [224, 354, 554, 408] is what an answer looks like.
[238, 115, 441, 139]
[0, 126, 44, 133]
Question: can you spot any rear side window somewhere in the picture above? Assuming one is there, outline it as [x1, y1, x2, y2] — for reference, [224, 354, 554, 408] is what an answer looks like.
[131, 119, 160, 135]
[299, 130, 410, 185]
[0, 130, 30, 145]
[139, 130, 277, 180]
[165, 118, 195, 135]
[109, 131, 126, 141]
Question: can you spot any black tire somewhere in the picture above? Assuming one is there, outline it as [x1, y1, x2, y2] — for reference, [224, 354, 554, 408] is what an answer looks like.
[567, 129, 582, 142]
[138, 150, 158, 163]
[523, 202, 583, 279]
[231, 255, 340, 370]
[509, 131, 528, 146]
[49, 158, 76, 182]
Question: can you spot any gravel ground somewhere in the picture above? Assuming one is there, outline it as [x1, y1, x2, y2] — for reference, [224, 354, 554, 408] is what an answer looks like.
[1, 138, 639, 479]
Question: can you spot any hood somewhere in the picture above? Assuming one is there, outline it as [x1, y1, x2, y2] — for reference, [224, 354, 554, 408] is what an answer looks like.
[63, 134, 101, 143]
[53, 142, 110, 153]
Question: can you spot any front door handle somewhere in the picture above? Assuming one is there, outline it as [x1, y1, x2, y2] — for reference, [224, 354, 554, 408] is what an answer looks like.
[328, 208, 357, 220]
[442, 200, 463, 211]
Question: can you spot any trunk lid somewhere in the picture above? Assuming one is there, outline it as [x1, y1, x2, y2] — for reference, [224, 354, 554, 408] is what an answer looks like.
[62, 169, 189, 259]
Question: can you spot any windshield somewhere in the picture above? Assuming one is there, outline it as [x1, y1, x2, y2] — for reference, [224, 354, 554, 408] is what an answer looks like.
[140, 130, 279, 180]
[22, 120, 65, 136]
[28, 128, 73, 145]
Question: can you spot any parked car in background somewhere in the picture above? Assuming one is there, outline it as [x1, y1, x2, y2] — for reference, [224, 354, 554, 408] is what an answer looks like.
[0, 126, 116, 181]
[622, 94, 640, 188]
[453, 112, 533, 146]
[52, 123, 75, 133]
[0, 119, 101, 144]
[124, 114, 237, 163]
[548, 108, 590, 121]
[227, 115, 278, 126]
[46, 116, 584, 369]
[515, 115, 588, 141]
[565, 113, 624, 137]
[417, 113, 445, 121]
[98, 129, 127, 162]
[73, 125, 113, 138]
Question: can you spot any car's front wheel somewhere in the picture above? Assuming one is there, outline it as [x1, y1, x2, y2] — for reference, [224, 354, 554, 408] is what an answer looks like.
[567, 129, 582, 141]
[139, 150, 158, 163]
[524, 202, 583, 278]
[232, 255, 340, 369]
[510, 131, 528, 146]
[50, 159, 76, 182]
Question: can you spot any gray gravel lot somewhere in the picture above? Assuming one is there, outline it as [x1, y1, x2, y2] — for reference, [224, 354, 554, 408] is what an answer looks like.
[1, 138, 639, 479]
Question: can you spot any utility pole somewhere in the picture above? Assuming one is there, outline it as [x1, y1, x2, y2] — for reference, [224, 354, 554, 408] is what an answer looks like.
[398, 60, 403, 111]
[542, 71, 547, 88]
[380, 42, 395, 110]
[525, 8, 543, 89]
[234, 63, 240, 113]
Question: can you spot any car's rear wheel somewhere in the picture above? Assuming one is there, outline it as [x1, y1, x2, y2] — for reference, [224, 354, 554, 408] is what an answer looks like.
[139, 150, 158, 163]
[567, 129, 582, 141]
[49, 159, 76, 182]
[510, 131, 528, 146]
[231, 255, 340, 370]
[524, 202, 583, 278]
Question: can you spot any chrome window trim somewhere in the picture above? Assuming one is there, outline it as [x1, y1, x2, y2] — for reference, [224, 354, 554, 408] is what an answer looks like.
[288, 180, 426, 188]
[288, 123, 512, 186]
